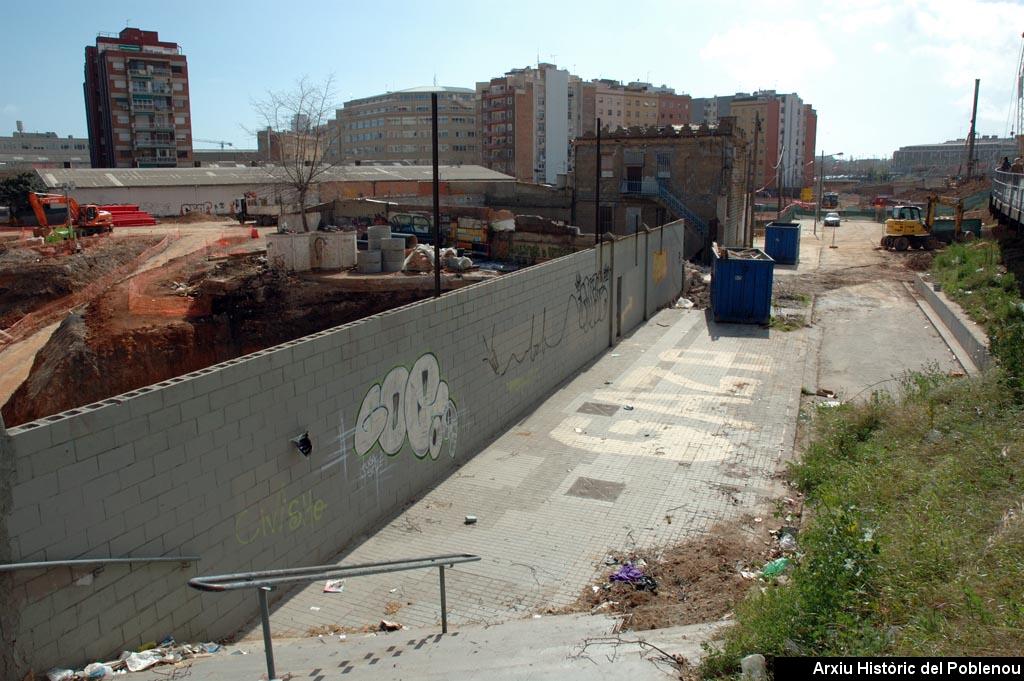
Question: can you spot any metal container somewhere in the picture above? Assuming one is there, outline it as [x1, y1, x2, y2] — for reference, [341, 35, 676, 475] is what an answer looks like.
[764, 222, 800, 265]
[932, 218, 982, 243]
[711, 247, 775, 325]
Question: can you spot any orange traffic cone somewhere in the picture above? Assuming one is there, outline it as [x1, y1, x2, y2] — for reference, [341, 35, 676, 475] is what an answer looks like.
[250, 226, 259, 239]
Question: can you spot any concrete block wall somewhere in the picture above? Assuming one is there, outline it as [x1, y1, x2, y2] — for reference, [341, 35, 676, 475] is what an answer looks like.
[0, 222, 687, 675]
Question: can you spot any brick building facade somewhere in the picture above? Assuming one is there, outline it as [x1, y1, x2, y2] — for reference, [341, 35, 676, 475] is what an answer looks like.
[572, 118, 750, 247]
[84, 28, 193, 168]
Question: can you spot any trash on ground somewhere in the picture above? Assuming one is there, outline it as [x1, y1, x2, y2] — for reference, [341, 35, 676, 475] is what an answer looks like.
[820, 400, 841, 408]
[761, 557, 791, 578]
[675, 297, 695, 309]
[124, 649, 163, 672]
[623, 404, 634, 411]
[47, 639, 225, 679]
[740, 570, 759, 580]
[464, 515, 478, 525]
[610, 562, 658, 592]
[379, 619, 402, 631]
[323, 579, 346, 593]
[815, 388, 836, 398]
[779, 533, 798, 552]
[310, 606, 321, 611]
[604, 555, 619, 565]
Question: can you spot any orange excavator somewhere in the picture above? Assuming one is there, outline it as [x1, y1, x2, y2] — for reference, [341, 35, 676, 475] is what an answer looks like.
[27, 192, 113, 237]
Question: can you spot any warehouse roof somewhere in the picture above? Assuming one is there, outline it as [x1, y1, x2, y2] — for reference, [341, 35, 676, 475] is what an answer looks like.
[35, 164, 514, 189]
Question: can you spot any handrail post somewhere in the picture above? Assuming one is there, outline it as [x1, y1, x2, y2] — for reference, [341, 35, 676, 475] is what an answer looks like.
[258, 586, 278, 681]
[438, 565, 448, 634]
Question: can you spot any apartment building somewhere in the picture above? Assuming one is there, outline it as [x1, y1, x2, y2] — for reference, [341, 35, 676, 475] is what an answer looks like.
[325, 86, 478, 166]
[83, 28, 192, 168]
[579, 81, 690, 132]
[689, 96, 733, 125]
[477, 64, 570, 184]
[0, 121, 90, 169]
[730, 90, 815, 191]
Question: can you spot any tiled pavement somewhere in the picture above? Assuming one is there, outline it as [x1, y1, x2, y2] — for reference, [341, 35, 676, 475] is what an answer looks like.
[252, 306, 809, 637]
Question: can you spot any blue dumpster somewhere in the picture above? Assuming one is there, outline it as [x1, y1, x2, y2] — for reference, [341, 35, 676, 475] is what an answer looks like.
[711, 247, 774, 324]
[764, 222, 801, 265]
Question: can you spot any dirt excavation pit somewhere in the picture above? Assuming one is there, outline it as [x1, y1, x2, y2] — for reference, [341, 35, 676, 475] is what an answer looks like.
[1, 251, 442, 427]
[0, 234, 163, 326]
[564, 517, 797, 630]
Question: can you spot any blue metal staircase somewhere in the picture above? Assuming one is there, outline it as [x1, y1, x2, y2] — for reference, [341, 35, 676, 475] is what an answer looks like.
[656, 180, 708, 237]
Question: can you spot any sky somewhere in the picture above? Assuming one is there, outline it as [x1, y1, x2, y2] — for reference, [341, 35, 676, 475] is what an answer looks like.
[2, 0, 1023, 159]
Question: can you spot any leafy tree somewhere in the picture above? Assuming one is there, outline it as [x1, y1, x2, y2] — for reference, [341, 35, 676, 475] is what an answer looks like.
[0, 172, 45, 224]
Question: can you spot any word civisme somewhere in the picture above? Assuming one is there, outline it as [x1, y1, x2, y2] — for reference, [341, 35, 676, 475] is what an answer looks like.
[235, 491, 327, 545]
[813, 661, 1023, 676]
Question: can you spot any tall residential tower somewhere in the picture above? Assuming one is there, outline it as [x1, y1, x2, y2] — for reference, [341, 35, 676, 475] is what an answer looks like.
[84, 28, 193, 168]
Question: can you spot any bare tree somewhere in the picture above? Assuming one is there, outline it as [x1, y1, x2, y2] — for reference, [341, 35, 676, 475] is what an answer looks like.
[250, 75, 339, 231]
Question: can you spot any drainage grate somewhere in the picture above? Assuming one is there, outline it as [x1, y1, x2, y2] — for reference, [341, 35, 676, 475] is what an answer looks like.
[577, 401, 620, 416]
[566, 477, 626, 502]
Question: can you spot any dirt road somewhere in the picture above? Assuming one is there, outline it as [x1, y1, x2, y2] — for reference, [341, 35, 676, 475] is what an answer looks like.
[774, 218, 961, 399]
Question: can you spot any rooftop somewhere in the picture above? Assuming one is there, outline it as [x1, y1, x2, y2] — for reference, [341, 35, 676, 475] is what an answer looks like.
[35, 164, 514, 189]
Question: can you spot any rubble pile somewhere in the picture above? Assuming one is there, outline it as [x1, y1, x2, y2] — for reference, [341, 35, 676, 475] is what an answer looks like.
[682, 262, 710, 309]
[46, 638, 223, 680]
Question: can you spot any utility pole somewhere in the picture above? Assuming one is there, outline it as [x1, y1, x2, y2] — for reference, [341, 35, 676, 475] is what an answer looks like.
[746, 113, 761, 247]
[431, 93, 441, 298]
[814, 149, 823, 237]
[966, 78, 980, 179]
[595, 119, 601, 251]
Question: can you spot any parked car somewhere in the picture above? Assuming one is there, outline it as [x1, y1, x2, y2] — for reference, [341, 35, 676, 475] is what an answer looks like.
[824, 212, 841, 227]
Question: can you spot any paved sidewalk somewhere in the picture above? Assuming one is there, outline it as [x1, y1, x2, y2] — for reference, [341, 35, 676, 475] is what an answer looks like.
[136, 614, 727, 681]
[252, 305, 808, 637]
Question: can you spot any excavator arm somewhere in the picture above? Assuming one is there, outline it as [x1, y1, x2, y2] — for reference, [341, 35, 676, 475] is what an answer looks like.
[926, 195, 966, 240]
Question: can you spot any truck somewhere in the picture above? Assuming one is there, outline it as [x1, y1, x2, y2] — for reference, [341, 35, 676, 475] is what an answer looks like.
[27, 192, 113, 237]
[821, 192, 840, 210]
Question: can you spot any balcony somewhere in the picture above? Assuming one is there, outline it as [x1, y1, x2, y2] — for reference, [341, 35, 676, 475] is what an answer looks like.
[136, 138, 175, 148]
[620, 178, 660, 195]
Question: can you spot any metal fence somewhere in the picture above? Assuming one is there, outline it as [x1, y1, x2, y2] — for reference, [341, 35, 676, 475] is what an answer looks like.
[992, 170, 1024, 225]
[189, 553, 480, 681]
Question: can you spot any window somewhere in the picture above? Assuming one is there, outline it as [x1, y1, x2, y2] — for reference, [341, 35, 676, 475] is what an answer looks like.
[599, 205, 614, 230]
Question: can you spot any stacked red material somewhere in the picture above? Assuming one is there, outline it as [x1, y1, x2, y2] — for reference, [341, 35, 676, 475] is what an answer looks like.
[98, 204, 157, 227]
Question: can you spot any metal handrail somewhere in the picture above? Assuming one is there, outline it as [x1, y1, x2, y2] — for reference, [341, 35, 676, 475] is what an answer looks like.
[189, 553, 480, 681]
[0, 555, 199, 572]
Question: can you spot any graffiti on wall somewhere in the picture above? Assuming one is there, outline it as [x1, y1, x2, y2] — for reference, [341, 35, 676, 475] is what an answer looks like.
[235, 490, 326, 545]
[354, 352, 459, 460]
[482, 266, 610, 376]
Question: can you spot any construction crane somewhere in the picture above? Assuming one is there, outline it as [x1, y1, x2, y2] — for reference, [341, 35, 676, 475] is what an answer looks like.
[193, 138, 234, 149]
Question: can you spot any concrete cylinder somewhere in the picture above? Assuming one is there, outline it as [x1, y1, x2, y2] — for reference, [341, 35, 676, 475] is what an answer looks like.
[380, 237, 406, 251]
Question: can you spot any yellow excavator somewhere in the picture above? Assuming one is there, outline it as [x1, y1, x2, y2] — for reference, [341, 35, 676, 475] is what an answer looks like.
[881, 195, 969, 251]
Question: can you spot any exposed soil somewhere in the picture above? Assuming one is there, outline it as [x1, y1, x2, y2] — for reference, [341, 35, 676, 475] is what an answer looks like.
[0, 235, 161, 326]
[563, 519, 786, 631]
[1, 253, 437, 426]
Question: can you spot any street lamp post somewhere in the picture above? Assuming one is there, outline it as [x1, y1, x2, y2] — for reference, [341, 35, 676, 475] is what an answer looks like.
[814, 152, 843, 247]
[61, 181, 76, 246]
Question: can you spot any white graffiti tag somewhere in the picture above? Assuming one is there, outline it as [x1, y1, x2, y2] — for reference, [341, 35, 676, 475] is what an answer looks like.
[354, 353, 458, 460]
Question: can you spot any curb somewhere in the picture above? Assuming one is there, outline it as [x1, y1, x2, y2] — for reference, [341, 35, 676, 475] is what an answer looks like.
[912, 273, 992, 372]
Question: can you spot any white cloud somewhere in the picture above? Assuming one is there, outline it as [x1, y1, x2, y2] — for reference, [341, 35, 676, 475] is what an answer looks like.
[699, 19, 837, 87]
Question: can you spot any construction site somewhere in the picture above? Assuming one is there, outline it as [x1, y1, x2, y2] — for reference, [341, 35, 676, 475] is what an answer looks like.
[0, 183, 610, 429]
[7, 12, 1024, 679]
